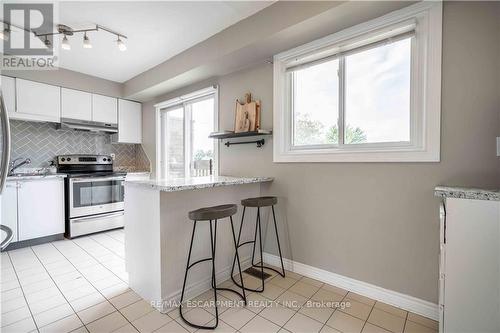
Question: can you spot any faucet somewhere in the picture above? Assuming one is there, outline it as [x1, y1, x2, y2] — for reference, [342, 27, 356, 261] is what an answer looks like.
[9, 158, 31, 175]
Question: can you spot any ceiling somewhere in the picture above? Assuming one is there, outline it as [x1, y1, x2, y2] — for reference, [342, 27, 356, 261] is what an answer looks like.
[43, 1, 273, 82]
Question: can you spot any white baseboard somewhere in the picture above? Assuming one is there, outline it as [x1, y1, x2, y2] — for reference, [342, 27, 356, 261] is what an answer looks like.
[263, 252, 438, 321]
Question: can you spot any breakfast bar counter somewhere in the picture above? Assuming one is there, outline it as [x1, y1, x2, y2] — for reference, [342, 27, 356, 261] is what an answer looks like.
[124, 175, 273, 311]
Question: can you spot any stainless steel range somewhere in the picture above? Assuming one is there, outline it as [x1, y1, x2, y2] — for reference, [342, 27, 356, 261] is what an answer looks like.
[57, 154, 125, 238]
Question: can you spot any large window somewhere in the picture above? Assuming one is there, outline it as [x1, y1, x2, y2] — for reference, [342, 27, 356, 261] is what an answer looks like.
[274, 2, 442, 162]
[156, 87, 218, 179]
[292, 36, 411, 147]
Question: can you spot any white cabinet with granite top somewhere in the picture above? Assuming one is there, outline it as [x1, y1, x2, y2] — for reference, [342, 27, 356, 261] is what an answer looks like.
[3, 177, 65, 246]
[435, 186, 500, 333]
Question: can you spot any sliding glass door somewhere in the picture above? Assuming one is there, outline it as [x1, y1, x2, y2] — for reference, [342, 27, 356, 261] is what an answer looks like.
[160, 92, 217, 179]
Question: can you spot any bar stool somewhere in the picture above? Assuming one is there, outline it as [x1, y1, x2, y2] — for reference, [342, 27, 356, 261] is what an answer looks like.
[231, 196, 285, 292]
[179, 204, 247, 330]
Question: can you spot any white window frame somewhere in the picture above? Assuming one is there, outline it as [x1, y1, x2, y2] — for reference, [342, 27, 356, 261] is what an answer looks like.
[273, 2, 442, 163]
[155, 86, 219, 179]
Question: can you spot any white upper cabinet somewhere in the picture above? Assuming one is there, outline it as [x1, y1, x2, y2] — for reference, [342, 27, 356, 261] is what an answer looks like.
[15, 78, 60, 123]
[61, 88, 92, 121]
[92, 94, 118, 124]
[114, 99, 142, 144]
[0, 75, 16, 116]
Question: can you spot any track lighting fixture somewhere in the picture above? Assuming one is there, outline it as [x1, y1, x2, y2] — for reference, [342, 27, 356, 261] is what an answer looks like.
[116, 37, 126, 51]
[0, 25, 10, 41]
[0, 22, 127, 51]
[61, 35, 71, 50]
[44, 36, 51, 47]
[83, 32, 92, 49]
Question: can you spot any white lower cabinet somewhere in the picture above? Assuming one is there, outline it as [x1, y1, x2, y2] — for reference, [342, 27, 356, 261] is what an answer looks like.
[439, 198, 500, 333]
[1, 184, 19, 242]
[3, 178, 65, 243]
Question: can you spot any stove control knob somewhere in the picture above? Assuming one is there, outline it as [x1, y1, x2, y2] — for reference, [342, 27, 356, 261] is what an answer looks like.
[67, 157, 71, 162]
[103, 158, 107, 162]
[61, 158, 66, 162]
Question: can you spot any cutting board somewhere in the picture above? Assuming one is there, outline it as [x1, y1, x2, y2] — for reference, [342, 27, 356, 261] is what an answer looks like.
[234, 93, 260, 133]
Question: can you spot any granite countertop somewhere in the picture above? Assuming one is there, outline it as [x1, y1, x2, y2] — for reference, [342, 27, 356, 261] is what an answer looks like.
[435, 186, 500, 201]
[7, 173, 67, 181]
[113, 167, 151, 173]
[125, 175, 274, 192]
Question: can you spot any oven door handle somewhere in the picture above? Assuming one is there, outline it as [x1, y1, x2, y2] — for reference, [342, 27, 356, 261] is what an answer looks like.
[72, 211, 124, 223]
[70, 177, 125, 183]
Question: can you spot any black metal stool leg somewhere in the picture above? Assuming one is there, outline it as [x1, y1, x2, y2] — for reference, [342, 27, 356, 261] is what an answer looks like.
[212, 217, 247, 304]
[180, 221, 196, 307]
[229, 216, 247, 305]
[272, 206, 286, 277]
[231, 206, 266, 293]
[250, 205, 285, 278]
[230, 206, 246, 284]
[251, 209, 259, 267]
[211, 220, 216, 290]
[233, 205, 287, 292]
[209, 220, 219, 327]
[256, 207, 265, 290]
[179, 220, 218, 330]
[182, 204, 243, 330]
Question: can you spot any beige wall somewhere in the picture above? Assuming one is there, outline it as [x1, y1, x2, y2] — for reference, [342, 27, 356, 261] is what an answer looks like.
[142, 2, 500, 303]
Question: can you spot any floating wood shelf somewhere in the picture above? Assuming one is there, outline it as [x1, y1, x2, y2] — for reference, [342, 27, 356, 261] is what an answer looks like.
[208, 130, 272, 140]
[209, 130, 272, 148]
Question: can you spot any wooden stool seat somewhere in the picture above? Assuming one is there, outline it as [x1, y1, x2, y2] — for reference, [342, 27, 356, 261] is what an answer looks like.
[241, 196, 278, 207]
[188, 204, 237, 221]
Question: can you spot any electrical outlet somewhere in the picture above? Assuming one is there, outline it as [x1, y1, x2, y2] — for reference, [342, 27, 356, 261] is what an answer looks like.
[110, 153, 116, 160]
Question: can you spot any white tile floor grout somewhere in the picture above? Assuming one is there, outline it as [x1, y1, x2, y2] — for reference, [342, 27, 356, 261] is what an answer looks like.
[1, 229, 438, 333]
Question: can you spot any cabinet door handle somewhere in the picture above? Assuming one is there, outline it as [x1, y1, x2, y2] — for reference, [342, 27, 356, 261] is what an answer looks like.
[72, 211, 124, 223]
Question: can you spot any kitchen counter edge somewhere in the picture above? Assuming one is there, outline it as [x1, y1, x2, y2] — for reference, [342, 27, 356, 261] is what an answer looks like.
[7, 174, 68, 181]
[125, 176, 274, 193]
[435, 185, 500, 201]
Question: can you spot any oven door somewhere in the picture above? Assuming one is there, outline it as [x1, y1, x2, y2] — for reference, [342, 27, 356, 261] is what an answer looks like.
[69, 176, 125, 218]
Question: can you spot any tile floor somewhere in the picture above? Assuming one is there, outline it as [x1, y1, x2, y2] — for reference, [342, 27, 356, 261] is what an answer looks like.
[1, 230, 438, 333]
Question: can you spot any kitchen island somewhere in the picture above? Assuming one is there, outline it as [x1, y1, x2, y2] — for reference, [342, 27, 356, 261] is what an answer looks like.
[124, 176, 273, 311]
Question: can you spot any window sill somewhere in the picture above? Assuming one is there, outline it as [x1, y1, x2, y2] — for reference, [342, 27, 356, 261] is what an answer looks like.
[273, 147, 440, 163]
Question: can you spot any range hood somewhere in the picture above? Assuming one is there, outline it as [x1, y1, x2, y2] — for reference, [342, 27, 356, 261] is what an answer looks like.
[57, 118, 118, 133]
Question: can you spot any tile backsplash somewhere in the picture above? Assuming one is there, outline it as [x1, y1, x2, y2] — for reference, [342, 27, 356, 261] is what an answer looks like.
[4, 120, 150, 171]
